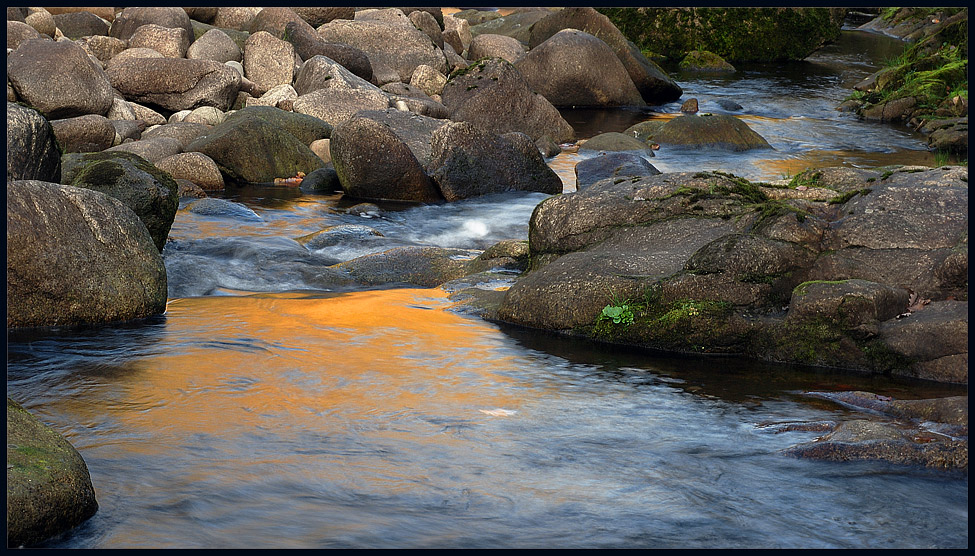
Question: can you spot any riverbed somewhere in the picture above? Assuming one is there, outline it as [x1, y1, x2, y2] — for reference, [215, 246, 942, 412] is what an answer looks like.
[5, 27, 967, 549]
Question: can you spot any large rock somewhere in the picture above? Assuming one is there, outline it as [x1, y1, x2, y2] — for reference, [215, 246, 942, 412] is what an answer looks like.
[223, 106, 332, 144]
[427, 121, 563, 201]
[292, 85, 390, 128]
[514, 29, 646, 108]
[467, 33, 526, 63]
[330, 114, 442, 203]
[291, 7, 355, 27]
[108, 58, 242, 112]
[186, 109, 326, 184]
[128, 23, 191, 58]
[104, 136, 183, 164]
[350, 108, 449, 167]
[49, 114, 116, 153]
[6, 180, 168, 327]
[7, 39, 115, 118]
[527, 7, 682, 104]
[440, 57, 574, 143]
[243, 31, 296, 93]
[293, 54, 380, 96]
[6, 399, 98, 548]
[155, 152, 225, 191]
[64, 151, 179, 252]
[316, 18, 448, 83]
[109, 7, 194, 42]
[283, 21, 373, 83]
[646, 114, 772, 151]
[332, 246, 479, 287]
[53, 10, 110, 39]
[574, 152, 660, 189]
[7, 20, 42, 50]
[186, 28, 243, 63]
[469, 9, 554, 44]
[7, 102, 61, 183]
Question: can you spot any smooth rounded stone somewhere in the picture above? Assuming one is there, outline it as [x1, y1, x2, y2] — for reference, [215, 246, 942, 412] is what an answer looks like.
[49, 114, 116, 153]
[467, 33, 526, 63]
[345, 202, 382, 217]
[78, 36, 127, 66]
[183, 106, 226, 126]
[109, 7, 193, 42]
[317, 18, 448, 83]
[354, 8, 412, 26]
[388, 94, 450, 119]
[6, 399, 98, 548]
[515, 29, 645, 108]
[141, 122, 211, 149]
[25, 8, 56, 37]
[222, 105, 332, 144]
[282, 21, 373, 83]
[309, 138, 330, 163]
[7, 6, 27, 21]
[184, 197, 262, 221]
[580, 132, 655, 153]
[410, 64, 447, 97]
[298, 165, 341, 193]
[680, 50, 736, 73]
[225, 60, 245, 78]
[249, 7, 310, 38]
[536, 135, 562, 158]
[243, 31, 295, 93]
[294, 52, 385, 97]
[296, 224, 384, 250]
[105, 136, 183, 164]
[64, 150, 179, 251]
[127, 101, 168, 126]
[245, 84, 298, 108]
[428, 121, 563, 202]
[330, 114, 442, 203]
[156, 152, 225, 191]
[715, 99, 744, 111]
[574, 152, 660, 189]
[211, 7, 264, 31]
[293, 87, 390, 128]
[7, 39, 114, 118]
[331, 246, 479, 288]
[187, 28, 242, 63]
[128, 23, 190, 58]
[108, 58, 242, 112]
[7, 180, 168, 327]
[291, 7, 355, 27]
[110, 119, 144, 143]
[183, 7, 217, 24]
[409, 9, 444, 50]
[106, 47, 165, 70]
[652, 113, 772, 151]
[185, 110, 325, 184]
[381, 82, 437, 102]
[43, 7, 116, 22]
[7, 20, 42, 50]
[175, 178, 206, 198]
[7, 102, 62, 183]
[441, 57, 574, 143]
[526, 7, 682, 104]
[349, 108, 449, 167]
[442, 14, 473, 54]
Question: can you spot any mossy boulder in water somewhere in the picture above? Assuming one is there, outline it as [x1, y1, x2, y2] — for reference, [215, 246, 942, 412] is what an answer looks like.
[650, 114, 772, 151]
[7, 399, 98, 547]
[598, 7, 844, 63]
[679, 50, 736, 73]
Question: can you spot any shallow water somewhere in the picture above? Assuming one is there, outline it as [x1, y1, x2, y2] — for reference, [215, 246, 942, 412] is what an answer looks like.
[6, 27, 968, 549]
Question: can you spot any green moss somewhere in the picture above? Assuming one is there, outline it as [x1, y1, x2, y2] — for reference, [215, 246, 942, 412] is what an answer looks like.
[828, 188, 872, 205]
[792, 279, 849, 297]
[787, 169, 823, 189]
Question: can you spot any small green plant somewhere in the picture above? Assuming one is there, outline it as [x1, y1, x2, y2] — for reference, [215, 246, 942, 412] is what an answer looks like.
[599, 303, 635, 325]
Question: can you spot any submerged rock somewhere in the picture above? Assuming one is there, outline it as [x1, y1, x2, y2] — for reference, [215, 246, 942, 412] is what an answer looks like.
[651, 113, 772, 151]
[332, 246, 480, 288]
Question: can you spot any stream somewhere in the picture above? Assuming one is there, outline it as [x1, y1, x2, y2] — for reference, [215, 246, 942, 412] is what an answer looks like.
[5, 26, 967, 548]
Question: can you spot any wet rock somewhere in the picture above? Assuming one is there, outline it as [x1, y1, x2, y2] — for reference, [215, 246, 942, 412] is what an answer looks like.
[440, 57, 574, 143]
[428, 122, 563, 201]
[879, 301, 969, 383]
[574, 152, 660, 189]
[715, 99, 744, 111]
[156, 152, 225, 191]
[680, 50, 736, 73]
[184, 198, 262, 221]
[7, 102, 62, 183]
[330, 114, 442, 203]
[514, 29, 646, 108]
[298, 165, 341, 194]
[579, 132, 655, 153]
[296, 224, 384, 250]
[680, 98, 699, 114]
[6, 399, 99, 547]
[651, 113, 772, 151]
[7, 180, 167, 327]
[63, 151, 179, 251]
[317, 18, 448, 83]
[7, 39, 115, 118]
[49, 114, 116, 153]
[108, 58, 242, 113]
[332, 246, 479, 288]
[187, 28, 243, 63]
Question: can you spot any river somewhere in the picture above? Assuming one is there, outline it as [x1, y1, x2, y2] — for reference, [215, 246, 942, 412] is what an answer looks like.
[5, 26, 967, 548]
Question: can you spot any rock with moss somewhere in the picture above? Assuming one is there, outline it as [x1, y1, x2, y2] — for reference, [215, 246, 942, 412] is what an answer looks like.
[468, 9, 555, 44]
[648, 113, 772, 151]
[598, 7, 844, 63]
[7, 399, 99, 547]
[331, 246, 480, 287]
[63, 151, 178, 252]
[679, 50, 735, 73]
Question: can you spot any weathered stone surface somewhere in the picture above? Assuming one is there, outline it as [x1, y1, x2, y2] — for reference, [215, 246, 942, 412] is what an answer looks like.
[223, 105, 332, 144]
[293, 86, 390, 128]
[128, 23, 191, 58]
[291, 7, 355, 27]
[283, 21, 373, 83]
[186, 28, 242, 63]
[296, 224, 384, 250]
[7, 102, 61, 183]
[317, 18, 448, 83]
[64, 151, 179, 251]
[108, 58, 242, 112]
[7, 39, 115, 118]
[515, 29, 645, 108]
[469, 9, 554, 44]
[575, 152, 660, 189]
[441, 57, 574, 143]
[580, 132, 655, 153]
[6, 399, 98, 547]
[648, 114, 772, 151]
[50, 114, 116, 153]
[210, 7, 262, 32]
[293, 54, 379, 96]
[104, 136, 183, 164]
[141, 122, 211, 150]
[243, 31, 295, 93]
[409, 9, 444, 50]
[330, 114, 442, 202]
[332, 246, 479, 287]
[428, 121, 563, 201]
[156, 152, 225, 191]
[6, 180, 168, 327]
[351, 108, 449, 167]
[52, 11, 110, 39]
[442, 14, 473, 54]
[109, 7, 194, 42]
[467, 33, 526, 63]
[880, 301, 969, 383]
[787, 279, 909, 329]
[7, 20, 42, 50]
[680, 50, 736, 73]
[78, 36, 127, 67]
[410, 64, 447, 97]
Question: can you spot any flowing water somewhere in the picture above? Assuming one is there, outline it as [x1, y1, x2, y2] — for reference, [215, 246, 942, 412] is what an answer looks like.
[6, 28, 967, 548]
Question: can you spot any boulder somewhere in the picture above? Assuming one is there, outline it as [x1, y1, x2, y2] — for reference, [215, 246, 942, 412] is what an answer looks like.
[108, 58, 242, 112]
[24, 8, 56, 37]
[210, 7, 263, 32]
[7, 102, 61, 183]
[243, 31, 296, 93]
[109, 7, 194, 42]
[879, 301, 969, 383]
[7, 20, 42, 50]
[316, 18, 448, 83]
[221, 106, 332, 144]
[293, 86, 390, 128]
[350, 108, 449, 167]
[410, 64, 447, 97]
[245, 84, 298, 109]
[332, 246, 479, 287]
[409, 9, 444, 50]
[527, 7, 683, 104]
[185, 110, 325, 184]
[467, 33, 526, 63]
[78, 36, 128, 66]
[427, 121, 564, 201]
[443, 14, 473, 55]
[296, 224, 384, 250]
[649, 114, 772, 151]
[6, 180, 168, 327]
[7, 39, 115, 118]
[6, 399, 98, 547]
[354, 8, 412, 26]
[283, 21, 373, 83]
[128, 23, 191, 58]
[104, 136, 183, 164]
[155, 152, 225, 191]
[49, 114, 116, 153]
[574, 152, 660, 189]
[440, 57, 574, 143]
[680, 50, 736, 73]
[514, 29, 646, 107]
[579, 132, 655, 153]
[64, 151, 179, 251]
[186, 28, 242, 63]
[330, 114, 442, 203]
[469, 9, 554, 44]
[293, 54, 380, 96]
[786, 279, 909, 328]
[291, 7, 355, 27]
[141, 122, 211, 150]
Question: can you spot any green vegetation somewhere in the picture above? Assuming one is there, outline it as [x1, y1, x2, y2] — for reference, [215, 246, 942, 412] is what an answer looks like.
[827, 188, 871, 205]
[691, 171, 811, 226]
